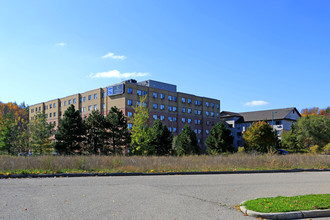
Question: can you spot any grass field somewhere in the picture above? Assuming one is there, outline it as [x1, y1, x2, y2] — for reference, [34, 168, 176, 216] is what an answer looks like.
[241, 194, 330, 213]
[0, 153, 329, 175]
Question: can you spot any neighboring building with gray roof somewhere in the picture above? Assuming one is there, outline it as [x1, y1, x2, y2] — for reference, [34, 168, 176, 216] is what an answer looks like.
[220, 107, 301, 149]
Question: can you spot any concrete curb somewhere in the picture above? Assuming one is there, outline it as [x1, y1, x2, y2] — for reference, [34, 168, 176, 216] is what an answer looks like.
[0, 168, 329, 179]
[240, 202, 330, 219]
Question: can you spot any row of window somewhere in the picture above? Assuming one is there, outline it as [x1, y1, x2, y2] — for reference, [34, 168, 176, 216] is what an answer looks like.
[31, 93, 108, 113]
[127, 88, 220, 109]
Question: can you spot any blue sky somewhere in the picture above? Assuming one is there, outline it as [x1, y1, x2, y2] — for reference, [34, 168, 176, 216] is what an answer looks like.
[0, 0, 329, 113]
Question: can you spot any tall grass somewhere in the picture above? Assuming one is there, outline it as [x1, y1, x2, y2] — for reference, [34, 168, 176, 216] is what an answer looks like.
[0, 154, 329, 174]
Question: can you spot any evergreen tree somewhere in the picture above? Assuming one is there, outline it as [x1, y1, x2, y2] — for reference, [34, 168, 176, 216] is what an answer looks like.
[29, 112, 55, 154]
[150, 119, 172, 156]
[85, 110, 106, 154]
[281, 123, 300, 152]
[176, 125, 199, 156]
[205, 122, 233, 155]
[55, 105, 86, 155]
[105, 106, 130, 155]
[129, 95, 153, 155]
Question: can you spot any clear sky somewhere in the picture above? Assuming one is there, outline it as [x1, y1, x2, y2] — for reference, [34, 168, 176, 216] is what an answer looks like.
[0, 0, 329, 113]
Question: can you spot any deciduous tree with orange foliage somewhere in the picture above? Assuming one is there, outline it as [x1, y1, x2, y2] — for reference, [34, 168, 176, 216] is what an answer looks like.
[0, 102, 29, 154]
[301, 107, 330, 118]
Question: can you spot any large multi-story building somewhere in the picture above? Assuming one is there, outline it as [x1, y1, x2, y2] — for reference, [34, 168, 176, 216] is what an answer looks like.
[220, 107, 301, 149]
[29, 79, 221, 151]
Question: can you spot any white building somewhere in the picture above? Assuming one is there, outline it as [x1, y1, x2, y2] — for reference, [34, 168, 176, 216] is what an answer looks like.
[220, 107, 301, 149]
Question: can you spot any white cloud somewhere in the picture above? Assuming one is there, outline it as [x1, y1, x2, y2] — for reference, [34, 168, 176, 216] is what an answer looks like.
[55, 42, 67, 47]
[102, 52, 126, 60]
[244, 100, 269, 107]
[89, 70, 150, 79]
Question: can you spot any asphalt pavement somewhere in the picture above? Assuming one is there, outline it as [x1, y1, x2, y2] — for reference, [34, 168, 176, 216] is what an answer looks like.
[0, 172, 329, 220]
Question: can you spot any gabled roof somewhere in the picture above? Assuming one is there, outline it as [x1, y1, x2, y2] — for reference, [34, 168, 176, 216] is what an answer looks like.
[238, 107, 300, 122]
[220, 107, 301, 122]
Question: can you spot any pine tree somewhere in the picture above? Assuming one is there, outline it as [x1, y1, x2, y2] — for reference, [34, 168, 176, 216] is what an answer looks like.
[55, 105, 86, 155]
[205, 122, 233, 155]
[85, 110, 106, 154]
[105, 106, 130, 155]
[176, 125, 199, 156]
[150, 119, 172, 156]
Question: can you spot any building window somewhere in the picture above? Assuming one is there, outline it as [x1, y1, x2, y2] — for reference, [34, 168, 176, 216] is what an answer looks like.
[194, 129, 198, 133]
[127, 88, 133, 94]
[160, 115, 165, 121]
[59, 111, 62, 116]
[168, 95, 172, 101]
[217, 113, 219, 118]
[53, 103, 56, 108]
[206, 121, 210, 126]
[206, 102, 209, 107]
[153, 115, 157, 120]
[276, 121, 282, 125]
[137, 90, 142, 96]
[173, 96, 177, 102]
[182, 117, 186, 123]
[173, 127, 177, 133]
[194, 110, 198, 115]
[94, 105, 97, 110]
[82, 97, 86, 102]
[128, 100, 133, 106]
[73, 98, 76, 104]
[137, 101, 141, 106]
[88, 105, 92, 111]
[94, 94, 97, 99]
[69, 100, 72, 105]
[182, 107, 186, 113]
[188, 118, 192, 124]
[39, 107, 41, 111]
[53, 112, 56, 117]
[173, 117, 177, 122]
[211, 103, 214, 108]
[153, 92, 158, 98]
[206, 111, 209, 116]
[128, 123, 133, 129]
[206, 130, 209, 134]
[128, 112, 133, 117]
[168, 116, 172, 121]
[182, 97, 186, 103]
[143, 91, 147, 96]
[198, 110, 201, 115]
[168, 106, 172, 112]
[198, 101, 202, 106]
[143, 102, 147, 107]
[198, 139, 201, 143]
[195, 100, 198, 105]
[211, 112, 214, 117]
[160, 104, 165, 110]
[102, 92, 105, 98]
[153, 103, 158, 109]
[160, 94, 165, 99]
[169, 127, 172, 132]
[198, 129, 202, 134]
[195, 119, 198, 125]
[173, 107, 177, 112]
[50, 104, 52, 109]
[64, 101, 67, 106]
[49, 113, 52, 117]
[102, 103, 105, 109]
[188, 108, 192, 114]
[198, 120, 201, 124]
[217, 104, 220, 109]
[88, 95, 92, 100]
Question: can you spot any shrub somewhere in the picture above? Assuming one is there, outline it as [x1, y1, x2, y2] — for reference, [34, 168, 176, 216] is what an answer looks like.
[323, 143, 330, 155]
[238, 146, 245, 153]
[309, 145, 321, 154]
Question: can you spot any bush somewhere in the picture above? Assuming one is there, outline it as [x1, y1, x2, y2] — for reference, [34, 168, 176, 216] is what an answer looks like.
[238, 146, 245, 153]
[323, 143, 330, 155]
[309, 145, 321, 154]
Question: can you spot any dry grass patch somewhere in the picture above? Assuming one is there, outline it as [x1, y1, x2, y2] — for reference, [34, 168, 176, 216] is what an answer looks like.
[0, 154, 329, 175]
